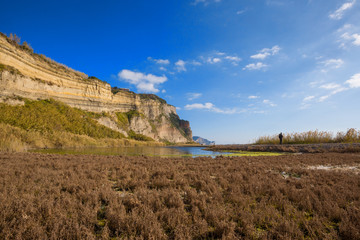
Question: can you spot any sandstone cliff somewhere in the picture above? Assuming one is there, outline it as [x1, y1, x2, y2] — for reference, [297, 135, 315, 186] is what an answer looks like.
[0, 33, 192, 143]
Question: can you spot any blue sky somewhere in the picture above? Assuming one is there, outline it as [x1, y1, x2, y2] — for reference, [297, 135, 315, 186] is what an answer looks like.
[1, 0, 360, 143]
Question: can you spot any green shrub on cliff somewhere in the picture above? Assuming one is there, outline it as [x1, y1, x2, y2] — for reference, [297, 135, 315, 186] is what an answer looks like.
[139, 94, 167, 104]
[0, 99, 124, 139]
[128, 130, 154, 141]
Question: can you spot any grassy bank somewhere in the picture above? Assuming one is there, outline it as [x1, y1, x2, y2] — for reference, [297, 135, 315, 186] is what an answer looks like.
[0, 99, 165, 151]
[0, 123, 163, 152]
[0, 152, 359, 239]
[255, 129, 360, 145]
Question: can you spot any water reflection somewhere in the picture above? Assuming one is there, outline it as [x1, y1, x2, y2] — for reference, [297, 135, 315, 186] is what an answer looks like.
[33, 146, 228, 157]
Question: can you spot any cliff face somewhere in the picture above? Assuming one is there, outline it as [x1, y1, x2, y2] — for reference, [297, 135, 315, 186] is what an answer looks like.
[0, 34, 192, 143]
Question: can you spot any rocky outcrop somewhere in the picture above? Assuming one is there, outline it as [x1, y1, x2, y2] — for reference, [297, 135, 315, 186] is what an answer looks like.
[193, 136, 215, 146]
[0, 33, 192, 143]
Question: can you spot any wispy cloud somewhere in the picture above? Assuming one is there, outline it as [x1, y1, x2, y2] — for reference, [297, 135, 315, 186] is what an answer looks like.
[345, 73, 360, 88]
[250, 45, 280, 60]
[192, 0, 221, 6]
[243, 62, 268, 70]
[337, 24, 360, 48]
[263, 99, 276, 107]
[147, 57, 170, 65]
[321, 59, 344, 69]
[318, 95, 330, 102]
[207, 57, 222, 64]
[175, 60, 187, 72]
[248, 95, 259, 99]
[118, 69, 167, 93]
[303, 96, 315, 102]
[236, 9, 247, 15]
[320, 83, 342, 90]
[185, 102, 214, 110]
[341, 32, 360, 46]
[225, 56, 242, 66]
[329, 1, 356, 20]
[184, 102, 245, 114]
[187, 92, 202, 101]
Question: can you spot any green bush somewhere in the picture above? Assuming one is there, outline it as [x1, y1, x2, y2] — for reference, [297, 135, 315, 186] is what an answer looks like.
[128, 130, 154, 141]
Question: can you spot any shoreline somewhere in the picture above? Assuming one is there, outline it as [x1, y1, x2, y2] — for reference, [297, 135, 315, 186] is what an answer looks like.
[206, 142, 360, 153]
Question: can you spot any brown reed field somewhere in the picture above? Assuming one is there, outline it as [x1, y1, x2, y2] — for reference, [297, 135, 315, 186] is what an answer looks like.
[255, 129, 360, 145]
[0, 152, 359, 239]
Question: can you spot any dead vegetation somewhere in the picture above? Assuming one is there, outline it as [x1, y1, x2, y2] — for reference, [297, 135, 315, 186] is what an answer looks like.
[0, 152, 359, 239]
[255, 129, 360, 145]
[208, 143, 360, 153]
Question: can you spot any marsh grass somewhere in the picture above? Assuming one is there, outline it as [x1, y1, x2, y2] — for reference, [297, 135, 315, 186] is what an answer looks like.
[0, 152, 359, 239]
[256, 129, 360, 145]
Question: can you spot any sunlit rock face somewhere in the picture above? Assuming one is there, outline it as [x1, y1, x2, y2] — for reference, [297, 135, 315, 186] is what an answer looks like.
[0, 34, 192, 143]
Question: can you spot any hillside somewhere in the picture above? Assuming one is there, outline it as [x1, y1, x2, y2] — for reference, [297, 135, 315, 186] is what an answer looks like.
[0, 33, 192, 149]
[193, 136, 215, 146]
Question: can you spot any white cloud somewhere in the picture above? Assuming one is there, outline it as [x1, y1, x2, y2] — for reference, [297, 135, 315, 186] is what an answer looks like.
[352, 33, 360, 45]
[248, 95, 259, 99]
[329, 1, 356, 20]
[159, 66, 167, 71]
[236, 9, 247, 15]
[147, 57, 170, 65]
[345, 73, 360, 88]
[175, 60, 186, 72]
[338, 24, 360, 48]
[215, 51, 226, 56]
[191, 60, 202, 66]
[185, 102, 214, 110]
[155, 59, 170, 64]
[225, 56, 242, 62]
[187, 93, 202, 101]
[331, 87, 348, 94]
[318, 95, 330, 102]
[303, 96, 315, 101]
[263, 99, 277, 107]
[250, 53, 269, 60]
[320, 83, 342, 90]
[118, 69, 167, 93]
[207, 57, 222, 64]
[250, 45, 281, 60]
[340, 32, 360, 47]
[161, 89, 166, 93]
[321, 59, 344, 69]
[184, 102, 245, 114]
[243, 62, 268, 70]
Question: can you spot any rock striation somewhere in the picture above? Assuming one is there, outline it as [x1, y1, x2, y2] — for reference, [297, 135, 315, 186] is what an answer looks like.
[0, 33, 192, 143]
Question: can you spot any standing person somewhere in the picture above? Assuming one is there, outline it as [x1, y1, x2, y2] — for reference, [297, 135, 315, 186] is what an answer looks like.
[279, 132, 283, 144]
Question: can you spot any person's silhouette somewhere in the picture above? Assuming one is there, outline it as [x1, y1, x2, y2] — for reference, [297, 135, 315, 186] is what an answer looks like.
[279, 132, 283, 144]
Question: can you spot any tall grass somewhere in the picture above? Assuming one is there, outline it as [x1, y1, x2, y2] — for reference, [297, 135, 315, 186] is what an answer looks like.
[0, 123, 162, 152]
[0, 99, 164, 152]
[255, 129, 360, 144]
[0, 99, 125, 139]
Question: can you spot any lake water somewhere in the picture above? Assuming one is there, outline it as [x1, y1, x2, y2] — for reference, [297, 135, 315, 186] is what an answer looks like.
[33, 146, 231, 157]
